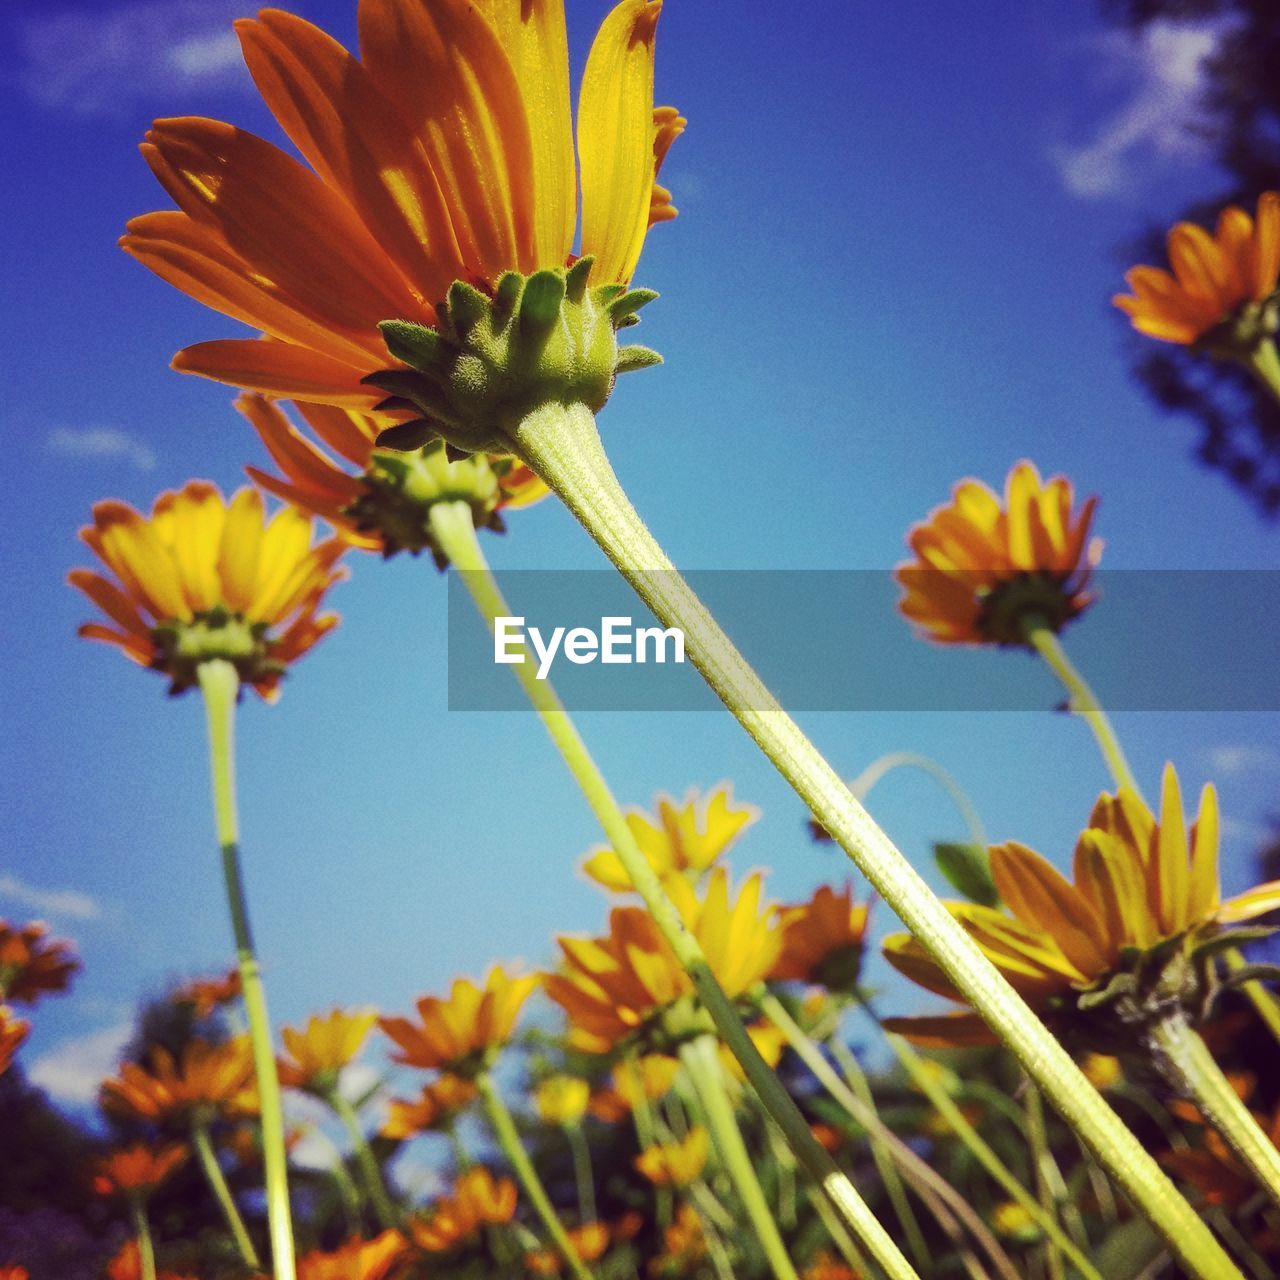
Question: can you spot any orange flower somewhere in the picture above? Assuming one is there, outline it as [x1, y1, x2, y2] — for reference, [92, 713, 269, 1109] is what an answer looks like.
[525, 1221, 611, 1274]
[173, 968, 241, 1019]
[104, 1240, 199, 1280]
[0, 921, 79, 1005]
[101, 1037, 257, 1124]
[0, 1008, 30, 1077]
[382, 1074, 479, 1140]
[296, 1230, 408, 1280]
[547, 869, 781, 1053]
[123, 0, 682, 406]
[407, 1167, 517, 1252]
[69, 481, 346, 699]
[803, 1251, 862, 1280]
[91, 1143, 187, 1199]
[0, 1268, 27, 1280]
[896, 461, 1101, 647]
[380, 966, 539, 1073]
[884, 765, 1280, 1047]
[634, 1126, 709, 1187]
[1114, 193, 1280, 345]
[278, 1007, 379, 1092]
[581, 783, 758, 892]
[771, 883, 871, 986]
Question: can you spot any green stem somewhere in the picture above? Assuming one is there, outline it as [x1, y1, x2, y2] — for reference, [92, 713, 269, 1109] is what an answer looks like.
[298, 1121, 362, 1234]
[196, 660, 294, 1280]
[566, 1122, 597, 1225]
[426, 499, 916, 1280]
[850, 751, 987, 847]
[192, 1118, 260, 1269]
[329, 1089, 399, 1230]
[1243, 338, 1280, 408]
[1147, 1014, 1280, 1210]
[129, 1198, 157, 1280]
[1024, 1085, 1066, 1280]
[626, 1052, 673, 1230]
[505, 400, 1242, 1280]
[475, 1069, 592, 1280]
[1021, 620, 1142, 800]
[1223, 948, 1280, 1054]
[806, 1188, 870, 1279]
[679, 1034, 798, 1280]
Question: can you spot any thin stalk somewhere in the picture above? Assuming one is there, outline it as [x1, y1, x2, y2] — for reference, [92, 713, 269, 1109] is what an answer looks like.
[1223, 948, 1280, 1053]
[807, 1188, 871, 1279]
[626, 1052, 673, 1230]
[129, 1198, 157, 1280]
[1024, 1085, 1066, 1280]
[192, 1119, 260, 1269]
[197, 660, 295, 1280]
[506, 400, 1241, 1280]
[298, 1121, 362, 1233]
[850, 751, 987, 847]
[1244, 338, 1280, 408]
[566, 1122, 597, 1225]
[692, 1197, 738, 1280]
[1148, 1014, 1280, 1210]
[886, 1032, 1104, 1280]
[427, 500, 916, 1280]
[679, 1034, 798, 1280]
[329, 1089, 399, 1230]
[475, 1069, 592, 1280]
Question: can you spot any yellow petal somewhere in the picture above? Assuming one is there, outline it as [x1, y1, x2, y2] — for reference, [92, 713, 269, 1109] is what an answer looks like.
[1154, 763, 1191, 934]
[1187, 782, 1221, 922]
[217, 489, 265, 614]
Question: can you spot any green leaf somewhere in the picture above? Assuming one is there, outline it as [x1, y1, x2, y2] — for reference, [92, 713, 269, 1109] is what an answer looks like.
[614, 345, 663, 374]
[933, 842, 999, 907]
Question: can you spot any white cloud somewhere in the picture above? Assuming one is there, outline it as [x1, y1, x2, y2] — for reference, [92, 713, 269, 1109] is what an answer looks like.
[0, 874, 100, 921]
[1205, 745, 1280, 777]
[29, 1022, 132, 1104]
[16, 0, 251, 118]
[47, 427, 156, 472]
[1049, 20, 1229, 200]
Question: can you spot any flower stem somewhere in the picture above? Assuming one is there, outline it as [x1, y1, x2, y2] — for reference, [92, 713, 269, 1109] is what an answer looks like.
[1148, 1013, 1280, 1210]
[679, 1033, 798, 1280]
[1021, 619, 1143, 800]
[1024, 1084, 1066, 1280]
[505, 400, 1243, 1280]
[426, 499, 917, 1279]
[850, 751, 987, 847]
[129, 1198, 157, 1280]
[1243, 338, 1280, 408]
[197, 660, 295, 1280]
[475, 1068, 592, 1280]
[192, 1118, 260, 1269]
[565, 1122, 597, 1225]
[329, 1089, 399, 1230]
[626, 1051, 673, 1230]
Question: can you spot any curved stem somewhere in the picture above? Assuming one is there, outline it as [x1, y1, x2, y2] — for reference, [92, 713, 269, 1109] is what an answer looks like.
[329, 1089, 399, 1230]
[475, 1069, 592, 1280]
[565, 1122, 597, 1225]
[680, 1034, 798, 1280]
[192, 1118, 260, 1269]
[129, 1198, 157, 1280]
[505, 400, 1242, 1280]
[427, 499, 916, 1280]
[1148, 1014, 1280, 1210]
[850, 751, 987, 848]
[197, 660, 294, 1280]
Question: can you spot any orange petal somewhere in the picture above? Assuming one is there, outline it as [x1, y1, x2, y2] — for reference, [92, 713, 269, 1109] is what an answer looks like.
[173, 339, 379, 406]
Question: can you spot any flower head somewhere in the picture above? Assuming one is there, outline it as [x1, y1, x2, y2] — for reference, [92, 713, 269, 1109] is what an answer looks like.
[525, 1222, 611, 1274]
[100, 1037, 257, 1125]
[296, 1231, 407, 1280]
[379, 966, 539, 1075]
[70, 481, 346, 699]
[533, 1074, 590, 1126]
[407, 1166, 517, 1253]
[382, 1074, 478, 1140]
[582, 784, 759, 892]
[124, 0, 682, 414]
[173, 968, 242, 1020]
[0, 1008, 30, 1077]
[896, 462, 1101, 647]
[278, 1007, 379, 1093]
[1114, 193, 1280, 347]
[883, 765, 1280, 1048]
[771, 883, 871, 989]
[0, 921, 79, 1005]
[104, 1242, 199, 1280]
[635, 1126, 709, 1187]
[91, 1143, 187, 1200]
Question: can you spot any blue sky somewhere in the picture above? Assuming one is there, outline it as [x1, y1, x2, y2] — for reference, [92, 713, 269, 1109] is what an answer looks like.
[2, 0, 1277, 1119]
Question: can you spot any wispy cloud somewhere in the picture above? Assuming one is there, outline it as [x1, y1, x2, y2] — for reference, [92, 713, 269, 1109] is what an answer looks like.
[1049, 20, 1228, 200]
[47, 427, 156, 472]
[0, 874, 100, 922]
[29, 1022, 132, 1104]
[15, 0, 250, 118]
[1205, 745, 1280, 778]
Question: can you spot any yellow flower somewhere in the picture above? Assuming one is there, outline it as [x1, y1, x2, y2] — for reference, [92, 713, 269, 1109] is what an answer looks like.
[69, 481, 346, 699]
[379, 966, 539, 1073]
[100, 1037, 257, 1124]
[296, 1231, 407, 1280]
[407, 1167, 517, 1252]
[91, 1143, 187, 1199]
[123, 0, 682, 406]
[1080, 1052, 1122, 1091]
[718, 1019, 787, 1084]
[771, 883, 871, 987]
[634, 1126, 710, 1187]
[382, 1075, 479, 1140]
[990, 1201, 1039, 1241]
[0, 921, 79, 1005]
[613, 1054, 681, 1106]
[883, 765, 1280, 1047]
[278, 1007, 379, 1092]
[582, 783, 759, 891]
[0, 1007, 30, 1077]
[896, 461, 1101, 647]
[1114, 193, 1280, 345]
[533, 1074, 590, 1126]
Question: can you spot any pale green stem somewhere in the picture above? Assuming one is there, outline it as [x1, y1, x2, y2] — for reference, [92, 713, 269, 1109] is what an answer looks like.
[1147, 1014, 1280, 1211]
[807, 1188, 871, 1280]
[566, 1122, 597, 1225]
[329, 1089, 399, 1230]
[850, 751, 987, 847]
[192, 1118, 260, 1269]
[426, 499, 915, 1280]
[679, 1034, 798, 1280]
[446, 1121, 473, 1173]
[626, 1052, 672, 1230]
[886, 1032, 1105, 1280]
[196, 660, 294, 1280]
[761, 993, 1020, 1280]
[1243, 338, 1280, 408]
[475, 1069, 592, 1280]
[1023, 1085, 1065, 1280]
[298, 1121, 362, 1233]
[692, 1196, 738, 1280]
[506, 400, 1241, 1280]
[129, 1198, 157, 1280]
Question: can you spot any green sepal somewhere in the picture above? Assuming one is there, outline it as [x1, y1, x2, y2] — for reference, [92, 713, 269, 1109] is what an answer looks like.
[1078, 970, 1138, 1012]
[492, 271, 525, 318]
[933, 842, 1000, 908]
[447, 281, 491, 336]
[378, 320, 444, 369]
[376, 420, 436, 451]
[609, 288, 659, 323]
[564, 255, 595, 302]
[615, 346, 664, 374]
[372, 395, 421, 415]
[1190, 925, 1278, 961]
[1216, 961, 1280, 990]
[520, 269, 567, 333]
